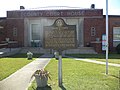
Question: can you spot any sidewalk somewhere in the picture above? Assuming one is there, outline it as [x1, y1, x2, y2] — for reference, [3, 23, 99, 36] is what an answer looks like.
[63, 55, 120, 67]
[0, 54, 53, 90]
[74, 58, 120, 67]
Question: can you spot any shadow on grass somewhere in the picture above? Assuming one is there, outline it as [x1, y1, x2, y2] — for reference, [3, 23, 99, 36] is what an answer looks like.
[33, 85, 52, 90]
[110, 74, 120, 79]
[59, 85, 66, 90]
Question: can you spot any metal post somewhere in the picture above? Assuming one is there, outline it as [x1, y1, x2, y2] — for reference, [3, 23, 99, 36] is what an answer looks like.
[106, 0, 109, 75]
[119, 70, 120, 88]
[58, 51, 62, 86]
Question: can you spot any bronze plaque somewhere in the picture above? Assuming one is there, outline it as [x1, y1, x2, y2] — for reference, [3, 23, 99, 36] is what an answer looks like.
[43, 18, 77, 50]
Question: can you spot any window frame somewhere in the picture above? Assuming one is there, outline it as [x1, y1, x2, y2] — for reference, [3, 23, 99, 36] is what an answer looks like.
[91, 27, 96, 36]
[13, 27, 17, 37]
[30, 24, 40, 41]
[113, 27, 120, 47]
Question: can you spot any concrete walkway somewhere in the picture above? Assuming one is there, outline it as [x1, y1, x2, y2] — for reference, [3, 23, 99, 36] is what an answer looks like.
[74, 58, 120, 67]
[0, 54, 53, 90]
[63, 55, 120, 67]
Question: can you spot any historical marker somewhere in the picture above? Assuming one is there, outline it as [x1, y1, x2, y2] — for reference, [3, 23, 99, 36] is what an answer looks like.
[43, 18, 77, 50]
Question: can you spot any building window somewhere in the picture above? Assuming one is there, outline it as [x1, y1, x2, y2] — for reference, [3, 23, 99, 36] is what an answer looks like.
[31, 24, 41, 47]
[113, 27, 120, 47]
[31, 24, 40, 41]
[91, 27, 96, 36]
[13, 27, 17, 36]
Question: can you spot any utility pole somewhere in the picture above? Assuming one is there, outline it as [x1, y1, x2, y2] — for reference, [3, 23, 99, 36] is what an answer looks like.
[106, 0, 109, 75]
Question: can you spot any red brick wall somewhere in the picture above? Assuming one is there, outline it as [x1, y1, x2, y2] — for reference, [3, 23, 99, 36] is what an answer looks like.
[6, 18, 24, 47]
[84, 16, 120, 53]
[84, 18, 105, 53]
[3, 9, 120, 53]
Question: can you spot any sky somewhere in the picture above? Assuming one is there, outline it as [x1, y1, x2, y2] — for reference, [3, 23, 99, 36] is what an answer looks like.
[0, 0, 120, 17]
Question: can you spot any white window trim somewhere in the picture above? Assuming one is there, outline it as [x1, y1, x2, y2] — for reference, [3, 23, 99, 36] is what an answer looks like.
[113, 27, 120, 47]
[113, 40, 120, 41]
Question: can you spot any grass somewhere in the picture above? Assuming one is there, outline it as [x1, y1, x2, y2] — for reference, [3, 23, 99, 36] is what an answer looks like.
[66, 54, 120, 64]
[0, 53, 42, 80]
[28, 58, 120, 90]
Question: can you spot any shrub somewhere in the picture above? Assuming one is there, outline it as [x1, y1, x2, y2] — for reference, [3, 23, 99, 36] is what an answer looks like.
[116, 43, 120, 54]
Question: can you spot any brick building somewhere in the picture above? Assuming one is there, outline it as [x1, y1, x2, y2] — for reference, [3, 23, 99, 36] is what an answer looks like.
[0, 6, 120, 53]
[0, 17, 6, 42]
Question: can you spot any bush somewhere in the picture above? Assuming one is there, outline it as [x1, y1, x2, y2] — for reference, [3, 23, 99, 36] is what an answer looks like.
[116, 43, 120, 54]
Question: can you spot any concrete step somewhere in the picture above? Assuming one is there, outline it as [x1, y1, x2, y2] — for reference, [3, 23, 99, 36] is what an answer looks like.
[20, 47, 53, 54]
[0, 48, 21, 57]
[20, 47, 97, 54]
[63, 47, 97, 54]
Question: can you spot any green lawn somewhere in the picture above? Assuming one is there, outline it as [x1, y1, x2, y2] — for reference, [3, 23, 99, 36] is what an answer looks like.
[29, 58, 120, 90]
[66, 54, 120, 64]
[0, 53, 42, 80]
